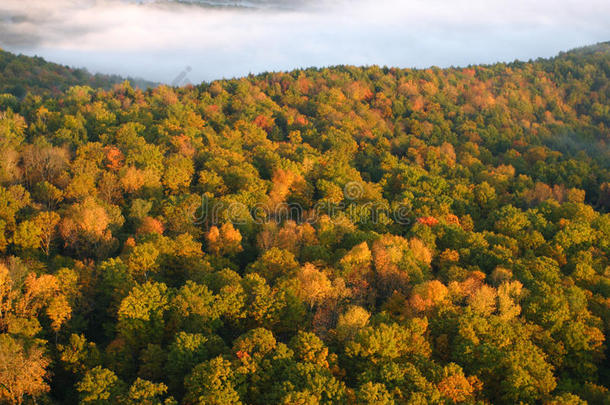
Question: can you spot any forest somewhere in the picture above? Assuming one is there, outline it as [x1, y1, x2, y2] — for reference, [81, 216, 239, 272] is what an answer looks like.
[0, 50, 156, 99]
[0, 42, 609, 404]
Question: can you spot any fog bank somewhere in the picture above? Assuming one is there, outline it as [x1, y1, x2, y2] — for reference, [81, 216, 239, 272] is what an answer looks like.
[1, 0, 609, 83]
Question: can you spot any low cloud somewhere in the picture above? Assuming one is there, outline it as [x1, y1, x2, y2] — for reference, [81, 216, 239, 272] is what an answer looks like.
[1, 0, 609, 83]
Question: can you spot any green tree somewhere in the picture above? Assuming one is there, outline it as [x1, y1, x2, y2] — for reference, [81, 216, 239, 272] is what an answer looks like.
[184, 357, 242, 405]
[76, 366, 126, 404]
[117, 282, 170, 349]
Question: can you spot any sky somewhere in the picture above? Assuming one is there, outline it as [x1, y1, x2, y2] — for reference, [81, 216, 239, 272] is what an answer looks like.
[1, 0, 609, 84]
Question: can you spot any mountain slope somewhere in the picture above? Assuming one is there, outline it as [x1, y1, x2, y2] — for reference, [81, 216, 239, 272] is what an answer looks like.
[0, 49, 156, 98]
[0, 43, 608, 404]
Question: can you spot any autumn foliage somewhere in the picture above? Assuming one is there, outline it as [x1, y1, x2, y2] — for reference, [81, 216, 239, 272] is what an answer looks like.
[0, 44, 608, 404]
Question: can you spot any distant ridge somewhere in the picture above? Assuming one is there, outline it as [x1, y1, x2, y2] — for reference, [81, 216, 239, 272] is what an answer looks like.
[149, 0, 307, 10]
[0, 41, 607, 101]
[0, 49, 157, 98]
[558, 41, 610, 57]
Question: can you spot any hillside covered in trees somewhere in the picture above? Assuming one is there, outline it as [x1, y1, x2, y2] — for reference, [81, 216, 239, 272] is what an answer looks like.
[0, 43, 609, 404]
[0, 50, 156, 99]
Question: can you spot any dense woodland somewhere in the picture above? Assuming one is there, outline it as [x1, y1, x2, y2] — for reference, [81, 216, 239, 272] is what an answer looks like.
[0, 42, 609, 404]
[0, 50, 155, 99]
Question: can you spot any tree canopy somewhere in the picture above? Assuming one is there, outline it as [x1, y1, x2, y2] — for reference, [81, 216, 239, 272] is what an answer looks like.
[0, 43, 609, 404]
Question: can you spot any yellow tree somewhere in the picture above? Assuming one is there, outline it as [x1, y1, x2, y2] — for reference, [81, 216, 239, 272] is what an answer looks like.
[0, 264, 71, 336]
[34, 211, 60, 257]
[206, 223, 243, 257]
[0, 334, 50, 405]
[296, 263, 332, 309]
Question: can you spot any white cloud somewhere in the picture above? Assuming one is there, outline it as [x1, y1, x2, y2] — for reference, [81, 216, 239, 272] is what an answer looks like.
[1, 0, 609, 83]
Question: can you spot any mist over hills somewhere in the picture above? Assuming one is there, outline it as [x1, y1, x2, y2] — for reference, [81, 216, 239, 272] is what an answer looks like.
[1, 0, 608, 83]
[1, 41, 608, 96]
[149, 0, 311, 9]
[0, 49, 157, 98]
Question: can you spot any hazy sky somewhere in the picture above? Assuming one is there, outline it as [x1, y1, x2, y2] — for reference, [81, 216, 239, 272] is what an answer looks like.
[1, 0, 609, 84]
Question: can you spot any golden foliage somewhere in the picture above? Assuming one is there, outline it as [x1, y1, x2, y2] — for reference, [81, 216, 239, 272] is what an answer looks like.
[437, 364, 477, 403]
[206, 223, 243, 256]
[335, 306, 370, 342]
[0, 335, 50, 405]
[136, 216, 164, 236]
[468, 285, 497, 316]
[409, 280, 448, 314]
[296, 263, 333, 308]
